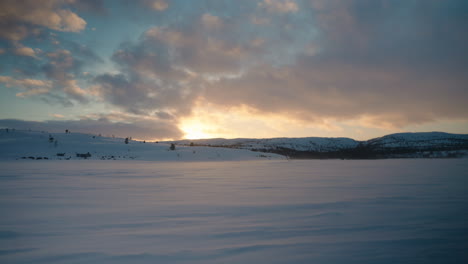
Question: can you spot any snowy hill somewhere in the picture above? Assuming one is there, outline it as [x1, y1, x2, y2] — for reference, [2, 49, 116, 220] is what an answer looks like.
[1, 129, 467, 160]
[0, 129, 284, 161]
[170, 132, 468, 159]
[366, 132, 468, 150]
[358, 132, 468, 158]
[173, 137, 359, 152]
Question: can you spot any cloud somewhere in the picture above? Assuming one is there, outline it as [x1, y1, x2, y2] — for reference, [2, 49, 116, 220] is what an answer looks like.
[70, 0, 107, 15]
[186, 0, 468, 129]
[203, 55, 468, 129]
[41, 49, 89, 103]
[62, 79, 88, 99]
[15, 88, 51, 97]
[201, 13, 223, 30]
[142, 0, 169, 11]
[259, 0, 299, 13]
[91, 10, 290, 120]
[0, 76, 53, 97]
[308, 0, 468, 68]
[1, 47, 94, 105]
[3, 0, 464, 135]
[251, 16, 270, 25]
[65, 41, 103, 63]
[84, 1, 468, 131]
[0, 0, 87, 42]
[143, 25, 249, 75]
[92, 71, 198, 117]
[0, 116, 183, 140]
[13, 45, 37, 58]
[0, 76, 78, 105]
[0, 23, 29, 42]
[91, 19, 260, 117]
[50, 113, 65, 118]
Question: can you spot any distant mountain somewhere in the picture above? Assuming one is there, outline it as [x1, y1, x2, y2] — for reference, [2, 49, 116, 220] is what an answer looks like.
[170, 132, 468, 159]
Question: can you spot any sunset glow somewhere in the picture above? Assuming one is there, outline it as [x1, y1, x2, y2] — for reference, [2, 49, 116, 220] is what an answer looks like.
[180, 120, 212, 139]
[0, 0, 467, 140]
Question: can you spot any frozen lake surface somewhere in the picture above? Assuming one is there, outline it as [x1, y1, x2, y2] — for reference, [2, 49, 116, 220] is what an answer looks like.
[1, 159, 467, 263]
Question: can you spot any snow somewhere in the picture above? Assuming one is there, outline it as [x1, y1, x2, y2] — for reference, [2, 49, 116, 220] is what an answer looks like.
[2, 130, 467, 161]
[1, 159, 467, 263]
[0, 130, 284, 161]
[171, 132, 468, 154]
[172, 137, 359, 152]
[367, 132, 468, 149]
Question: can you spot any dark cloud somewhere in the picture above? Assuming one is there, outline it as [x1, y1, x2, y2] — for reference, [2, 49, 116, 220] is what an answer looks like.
[41, 49, 89, 104]
[93, 73, 148, 114]
[141, 25, 252, 75]
[92, 27, 209, 117]
[93, 71, 199, 117]
[0, 0, 86, 42]
[0, 117, 182, 140]
[204, 59, 468, 128]
[309, 0, 468, 71]
[111, 38, 173, 77]
[90, 10, 274, 119]
[155, 111, 175, 120]
[199, 0, 468, 128]
[89, 0, 468, 129]
[66, 41, 104, 63]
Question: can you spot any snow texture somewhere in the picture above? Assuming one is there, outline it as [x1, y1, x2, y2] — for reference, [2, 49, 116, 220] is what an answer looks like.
[1, 159, 467, 263]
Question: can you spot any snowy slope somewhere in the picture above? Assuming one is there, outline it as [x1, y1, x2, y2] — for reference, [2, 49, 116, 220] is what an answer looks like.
[365, 132, 468, 150]
[171, 132, 468, 158]
[0, 129, 284, 161]
[172, 137, 359, 152]
[2, 129, 467, 160]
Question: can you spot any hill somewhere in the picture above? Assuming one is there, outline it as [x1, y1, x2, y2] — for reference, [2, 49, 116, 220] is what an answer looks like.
[1, 129, 467, 160]
[170, 132, 468, 159]
[0, 129, 283, 161]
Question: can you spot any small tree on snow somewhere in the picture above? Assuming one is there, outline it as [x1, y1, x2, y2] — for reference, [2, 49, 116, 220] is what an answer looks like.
[125, 137, 129, 144]
[170, 143, 176, 150]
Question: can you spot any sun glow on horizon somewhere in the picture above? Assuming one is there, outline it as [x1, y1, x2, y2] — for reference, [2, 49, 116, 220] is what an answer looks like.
[180, 120, 212, 140]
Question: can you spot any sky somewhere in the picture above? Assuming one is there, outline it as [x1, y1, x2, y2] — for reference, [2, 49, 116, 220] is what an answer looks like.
[0, 0, 467, 141]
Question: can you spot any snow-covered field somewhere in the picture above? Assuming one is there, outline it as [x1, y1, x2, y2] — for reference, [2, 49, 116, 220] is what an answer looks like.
[1, 159, 467, 263]
[0, 130, 283, 161]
